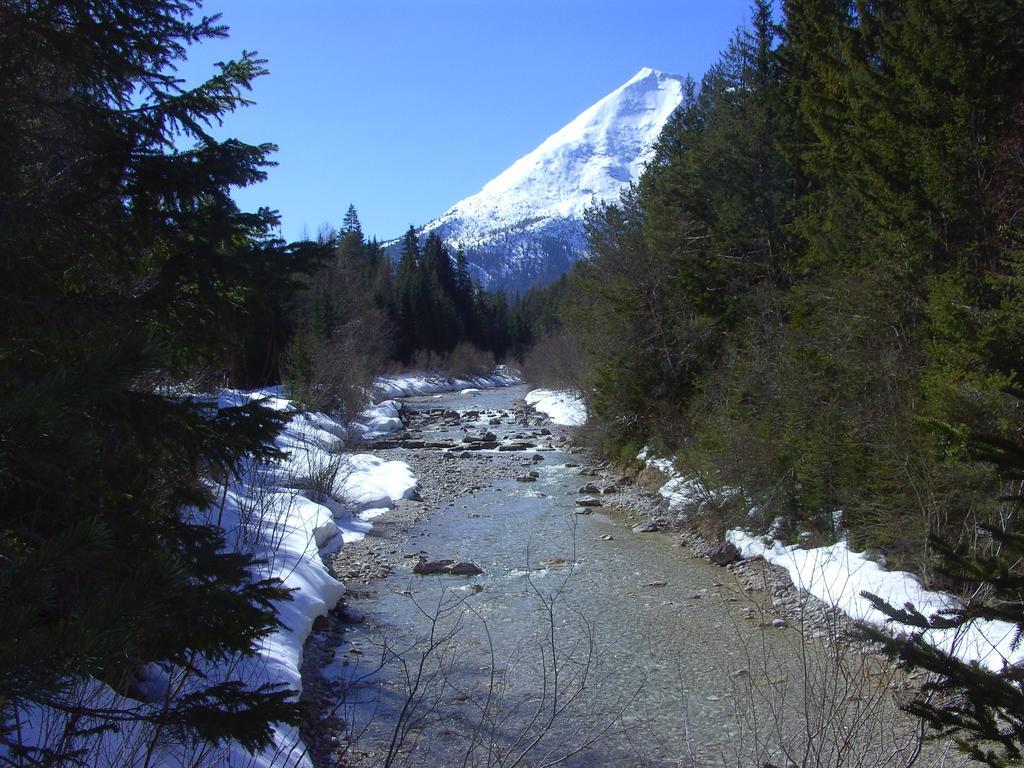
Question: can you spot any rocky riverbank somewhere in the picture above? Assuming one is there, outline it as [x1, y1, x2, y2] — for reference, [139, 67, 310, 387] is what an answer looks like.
[299, 394, 582, 765]
[550, 441, 938, 715]
[299, 388, 939, 767]
[559, 459, 862, 643]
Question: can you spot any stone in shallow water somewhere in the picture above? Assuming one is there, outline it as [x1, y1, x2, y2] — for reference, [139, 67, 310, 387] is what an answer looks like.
[412, 559, 484, 577]
[446, 561, 484, 576]
[632, 519, 664, 533]
[412, 559, 454, 575]
[575, 495, 602, 507]
[709, 541, 740, 566]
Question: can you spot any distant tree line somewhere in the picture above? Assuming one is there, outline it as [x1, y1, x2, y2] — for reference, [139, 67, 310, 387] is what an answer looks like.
[283, 206, 569, 410]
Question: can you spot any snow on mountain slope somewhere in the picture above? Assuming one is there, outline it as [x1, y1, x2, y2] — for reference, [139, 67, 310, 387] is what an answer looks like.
[405, 68, 686, 292]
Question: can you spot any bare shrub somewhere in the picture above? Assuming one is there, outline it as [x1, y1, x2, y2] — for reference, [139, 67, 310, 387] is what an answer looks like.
[287, 308, 391, 420]
[723, 570, 964, 768]
[677, 474, 752, 542]
[442, 342, 495, 379]
[521, 328, 585, 389]
[286, 443, 351, 506]
[408, 348, 444, 373]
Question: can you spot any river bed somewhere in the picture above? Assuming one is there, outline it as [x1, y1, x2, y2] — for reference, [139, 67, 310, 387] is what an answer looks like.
[308, 385, 954, 768]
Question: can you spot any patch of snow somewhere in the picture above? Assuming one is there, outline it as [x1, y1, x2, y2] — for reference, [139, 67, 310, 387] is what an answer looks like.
[636, 447, 699, 512]
[350, 399, 404, 440]
[726, 530, 1022, 671]
[337, 453, 418, 512]
[636, 444, 1022, 672]
[372, 365, 521, 400]
[525, 388, 587, 426]
[13, 387, 420, 767]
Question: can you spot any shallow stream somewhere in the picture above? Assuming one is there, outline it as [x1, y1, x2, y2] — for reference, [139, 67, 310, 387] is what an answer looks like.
[327, 385, 937, 767]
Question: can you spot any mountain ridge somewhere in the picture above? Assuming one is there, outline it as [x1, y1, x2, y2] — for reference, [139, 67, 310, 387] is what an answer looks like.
[392, 67, 686, 292]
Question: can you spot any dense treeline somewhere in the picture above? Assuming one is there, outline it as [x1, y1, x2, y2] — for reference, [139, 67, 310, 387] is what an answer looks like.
[562, 9, 1024, 755]
[284, 206, 564, 412]
[567, 0, 1024, 578]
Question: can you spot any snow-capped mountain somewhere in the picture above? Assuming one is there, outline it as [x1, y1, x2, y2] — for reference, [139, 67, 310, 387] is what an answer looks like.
[400, 67, 686, 293]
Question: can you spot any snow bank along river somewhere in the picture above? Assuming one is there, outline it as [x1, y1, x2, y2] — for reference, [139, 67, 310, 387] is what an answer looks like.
[305, 385, 949, 768]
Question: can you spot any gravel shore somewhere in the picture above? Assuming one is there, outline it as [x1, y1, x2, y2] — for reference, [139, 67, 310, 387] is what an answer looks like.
[299, 389, 936, 766]
[299, 396, 577, 764]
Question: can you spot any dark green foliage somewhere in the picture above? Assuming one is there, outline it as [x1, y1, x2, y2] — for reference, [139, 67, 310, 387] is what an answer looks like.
[571, 2, 796, 454]
[286, 213, 538, 393]
[0, 0, 327, 758]
[861, 397, 1024, 766]
[566, 0, 1024, 578]
[284, 217, 390, 415]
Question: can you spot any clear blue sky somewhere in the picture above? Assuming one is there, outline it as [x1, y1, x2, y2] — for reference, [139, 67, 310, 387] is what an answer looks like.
[178, 0, 755, 242]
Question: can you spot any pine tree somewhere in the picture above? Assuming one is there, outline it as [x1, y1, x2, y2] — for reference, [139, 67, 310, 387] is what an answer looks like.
[394, 225, 424, 360]
[341, 202, 362, 235]
[0, 0, 325, 758]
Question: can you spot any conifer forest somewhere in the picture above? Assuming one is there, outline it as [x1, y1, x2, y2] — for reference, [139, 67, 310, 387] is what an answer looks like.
[3, 1, 1024, 767]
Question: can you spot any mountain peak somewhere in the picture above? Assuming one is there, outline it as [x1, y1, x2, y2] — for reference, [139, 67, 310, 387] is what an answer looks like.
[414, 68, 686, 291]
[625, 66, 668, 84]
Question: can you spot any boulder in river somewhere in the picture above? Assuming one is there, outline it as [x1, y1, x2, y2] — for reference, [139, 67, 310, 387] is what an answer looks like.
[574, 507, 593, 515]
[632, 519, 665, 533]
[709, 541, 741, 566]
[578, 482, 599, 494]
[575, 495, 603, 507]
[413, 558, 484, 577]
[446, 561, 484, 576]
[413, 559, 455, 575]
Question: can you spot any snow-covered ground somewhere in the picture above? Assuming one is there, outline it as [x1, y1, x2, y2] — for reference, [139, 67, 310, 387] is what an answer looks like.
[525, 388, 587, 426]
[12, 370, 520, 767]
[373, 365, 521, 400]
[637, 447, 1024, 672]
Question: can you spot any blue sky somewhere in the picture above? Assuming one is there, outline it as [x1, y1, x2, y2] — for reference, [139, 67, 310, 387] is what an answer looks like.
[178, 0, 755, 242]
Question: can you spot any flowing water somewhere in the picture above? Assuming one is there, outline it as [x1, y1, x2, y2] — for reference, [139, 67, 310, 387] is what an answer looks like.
[327, 385, 939, 768]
